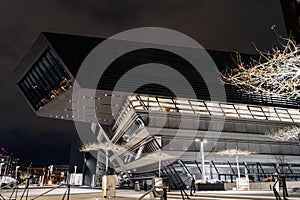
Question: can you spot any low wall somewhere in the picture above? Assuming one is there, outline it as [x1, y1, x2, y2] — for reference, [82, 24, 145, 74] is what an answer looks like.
[196, 183, 225, 191]
[224, 183, 235, 191]
[224, 181, 300, 191]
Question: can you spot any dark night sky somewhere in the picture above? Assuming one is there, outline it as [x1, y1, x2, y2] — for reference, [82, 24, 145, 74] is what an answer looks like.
[0, 0, 287, 166]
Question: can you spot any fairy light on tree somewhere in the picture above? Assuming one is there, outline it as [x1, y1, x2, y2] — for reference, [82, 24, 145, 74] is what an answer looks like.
[139, 151, 175, 178]
[266, 126, 300, 144]
[80, 142, 127, 152]
[216, 148, 255, 190]
[80, 142, 127, 174]
[215, 148, 255, 156]
[222, 25, 300, 99]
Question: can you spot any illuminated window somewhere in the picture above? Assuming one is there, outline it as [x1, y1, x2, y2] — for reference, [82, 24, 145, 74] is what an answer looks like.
[220, 103, 239, 117]
[18, 48, 72, 110]
[275, 108, 293, 122]
[206, 102, 224, 116]
[248, 106, 266, 120]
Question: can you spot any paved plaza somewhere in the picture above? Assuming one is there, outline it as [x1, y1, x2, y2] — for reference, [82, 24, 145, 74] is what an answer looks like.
[0, 187, 300, 200]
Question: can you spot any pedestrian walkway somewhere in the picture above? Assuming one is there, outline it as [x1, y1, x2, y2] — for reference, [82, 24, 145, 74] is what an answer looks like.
[0, 187, 299, 200]
[0, 187, 148, 200]
[167, 190, 300, 200]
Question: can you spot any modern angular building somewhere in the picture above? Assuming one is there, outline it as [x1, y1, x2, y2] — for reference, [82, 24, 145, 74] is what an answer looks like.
[13, 1, 300, 188]
[13, 31, 300, 187]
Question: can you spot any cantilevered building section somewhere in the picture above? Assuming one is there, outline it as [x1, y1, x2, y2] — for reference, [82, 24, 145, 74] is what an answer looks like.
[13, 32, 300, 187]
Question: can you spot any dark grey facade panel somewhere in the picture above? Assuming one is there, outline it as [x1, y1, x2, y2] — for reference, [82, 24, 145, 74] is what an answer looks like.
[42, 32, 105, 77]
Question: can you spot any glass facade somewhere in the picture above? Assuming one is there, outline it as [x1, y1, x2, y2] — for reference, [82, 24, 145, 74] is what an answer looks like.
[18, 48, 73, 110]
[122, 117, 145, 143]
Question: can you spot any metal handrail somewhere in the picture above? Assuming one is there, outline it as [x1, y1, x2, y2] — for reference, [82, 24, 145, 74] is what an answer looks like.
[138, 178, 169, 200]
[0, 177, 34, 200]
[137, 187, 156, 200]
[273, 178, 281, 200]
[178, 177, 191, 188]
[139, 177, 190, 200]
[178, 177, 191, 200]
[0, 179, 71, 200]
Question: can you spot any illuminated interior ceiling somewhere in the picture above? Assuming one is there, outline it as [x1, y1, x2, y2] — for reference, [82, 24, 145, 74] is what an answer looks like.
[113, 94, 300, 131]
[17, 48, 73, 111]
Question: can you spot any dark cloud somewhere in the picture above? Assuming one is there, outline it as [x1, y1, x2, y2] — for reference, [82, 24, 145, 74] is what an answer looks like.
[0, 0, 288, 165]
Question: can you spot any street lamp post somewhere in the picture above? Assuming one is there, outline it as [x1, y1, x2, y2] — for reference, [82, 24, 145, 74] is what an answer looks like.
[0, 163, 4, 175]
[236, 155, 240, 189]
[74, 165, 77, 174]
[15, 166, 20, 179]
[158, 156, 161, 178]
[105, 148, 108, 174]
[3, 162, 7, 176]
[195, 138, 207, 181]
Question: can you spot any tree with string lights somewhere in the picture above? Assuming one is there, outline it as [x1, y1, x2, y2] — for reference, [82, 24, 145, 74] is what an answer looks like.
[222, 26, 300, 99]
[266, 126, 300, 144]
